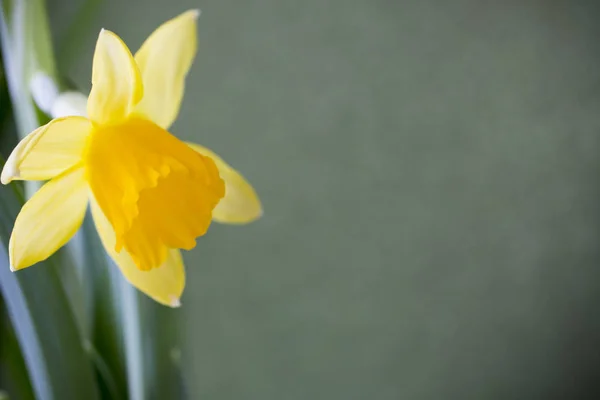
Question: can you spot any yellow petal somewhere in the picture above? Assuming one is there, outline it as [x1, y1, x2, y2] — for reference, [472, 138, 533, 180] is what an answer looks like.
[90, 197, 185, 307]
[187, 143, 262, 224]
[133, 10, 199, 129]
[87, 29, 143, 125]
[9, 167, 88, 271]
[1, 117, 91, 184]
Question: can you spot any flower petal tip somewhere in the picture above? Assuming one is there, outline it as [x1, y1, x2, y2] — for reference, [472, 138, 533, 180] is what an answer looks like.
[245, 207, 264, 224]
[98, 28, 111, 39]
[96, 28, 107, 42]
[9, 261, 23, 272]
[1, 161, 18, 185]
[169, 296, 182, 308]
[189, 9, 201, 18]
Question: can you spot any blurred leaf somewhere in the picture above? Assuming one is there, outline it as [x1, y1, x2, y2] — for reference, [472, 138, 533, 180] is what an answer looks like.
[0, 176, 99, 399]
[139, 297, 187, 399]
[0, 0, 56, 134]
[0, 298, 35, 400]
[71, 215, 128, 399]
[84, 338, 122, 400]
[120, 284, 186, 400]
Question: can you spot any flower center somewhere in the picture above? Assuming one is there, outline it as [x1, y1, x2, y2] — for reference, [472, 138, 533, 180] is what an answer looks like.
[84, 117, 224, 270]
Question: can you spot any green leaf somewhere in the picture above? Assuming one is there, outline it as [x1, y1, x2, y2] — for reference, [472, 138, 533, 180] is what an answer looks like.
[0, 297, 35, 400]
[72, 215, 127, 399]
[0, 179, 99, 400]
[121, 284, 187, 400]
[0, 0, 57, 135]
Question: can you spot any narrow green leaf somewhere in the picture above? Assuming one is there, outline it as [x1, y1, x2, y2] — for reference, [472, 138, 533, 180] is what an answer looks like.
[139, 298, 187, 399]
[124, 290, 186, 400]
[0, 0, 56, 135]
[0, 178, 100, 400]
[0, 297, 35, 400]
[72, 215, 127, 399]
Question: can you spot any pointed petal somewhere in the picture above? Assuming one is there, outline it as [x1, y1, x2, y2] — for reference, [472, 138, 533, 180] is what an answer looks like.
[187, 143, 262, 224]
[90, 197, 185, 307]
[134, 10, 199, 129]
[88, 29, 143, 125]
[9, 167, 88, 271]
[1, 116, 91, 184]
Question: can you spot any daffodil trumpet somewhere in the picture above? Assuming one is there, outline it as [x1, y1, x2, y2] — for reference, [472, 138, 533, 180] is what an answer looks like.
[1, 10, 262, 307]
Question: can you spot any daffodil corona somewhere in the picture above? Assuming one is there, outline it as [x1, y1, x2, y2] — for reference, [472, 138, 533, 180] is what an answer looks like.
[1, 10, 262, 306]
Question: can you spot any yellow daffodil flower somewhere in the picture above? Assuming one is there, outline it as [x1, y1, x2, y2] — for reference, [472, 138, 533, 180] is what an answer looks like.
[0, 10, 262, 307]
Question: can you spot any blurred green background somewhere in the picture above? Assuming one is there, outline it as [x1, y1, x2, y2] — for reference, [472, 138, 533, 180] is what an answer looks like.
[48, 0, 600, 398]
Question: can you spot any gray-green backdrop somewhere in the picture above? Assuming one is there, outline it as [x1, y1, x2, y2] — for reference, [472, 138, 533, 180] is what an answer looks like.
[50, 0, 600, 398]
